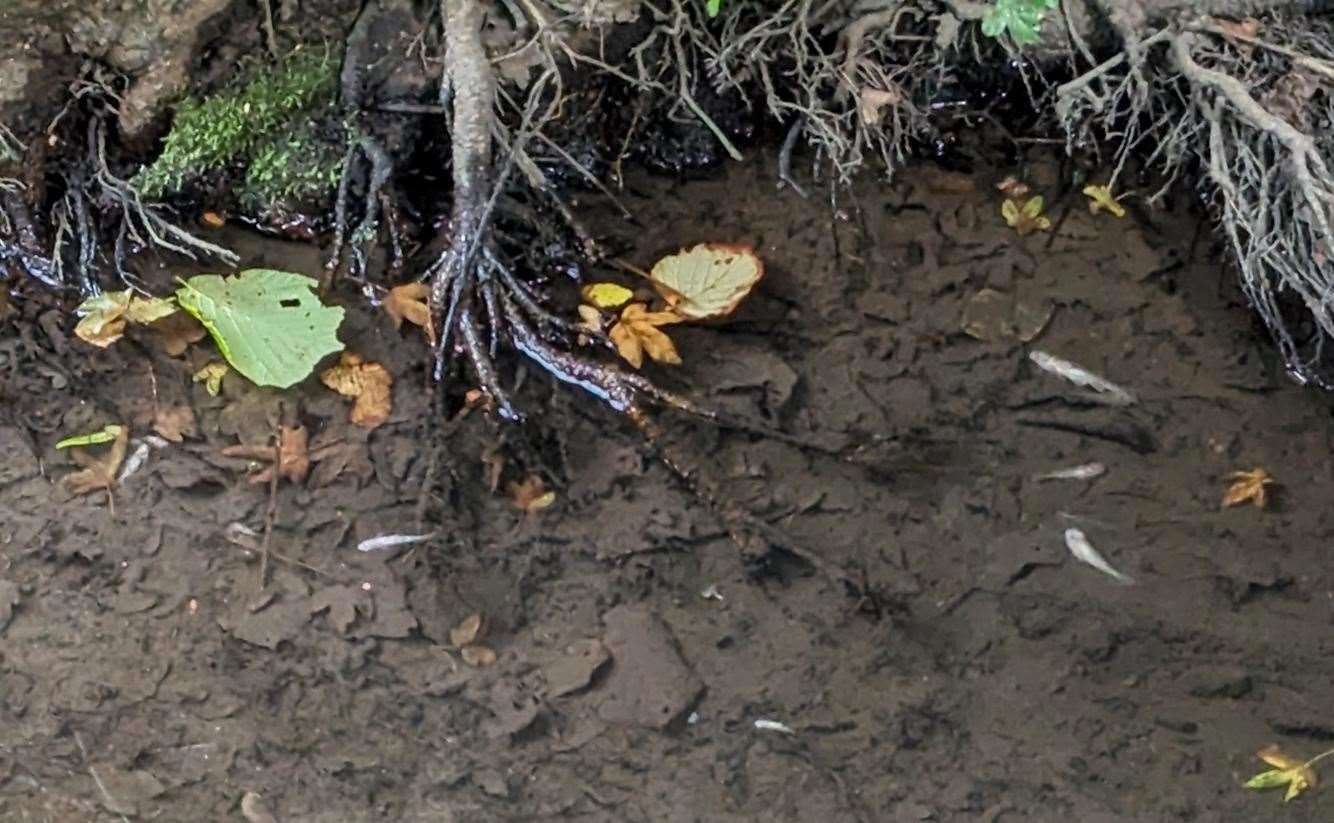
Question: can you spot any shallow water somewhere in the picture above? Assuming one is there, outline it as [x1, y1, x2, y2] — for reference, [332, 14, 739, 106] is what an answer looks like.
[2, 152, 1332, 821]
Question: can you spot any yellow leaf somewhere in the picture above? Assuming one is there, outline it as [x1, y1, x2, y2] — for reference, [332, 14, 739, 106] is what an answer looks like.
[609, 303, 683, 368]
[56, 424, 125, 450]
[384, 282, 434, 342]
[1083, 184, 1126, 218]
[1222, 467, 1275, 509]
[647, 243, 764, 320]
[320, 352, 394, 430]
[74, 291, 132, 347]
[1245, 745, 1318, 803]
[508, 475, 557, 514]
[192, 361, 228, 396]
[1002, 196, 1051, 236]
[123, 295, 178, 325]
[580, 282, 634, 310]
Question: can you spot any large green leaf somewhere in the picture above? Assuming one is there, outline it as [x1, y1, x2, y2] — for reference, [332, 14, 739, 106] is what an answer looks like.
[176, 269, 344, 388]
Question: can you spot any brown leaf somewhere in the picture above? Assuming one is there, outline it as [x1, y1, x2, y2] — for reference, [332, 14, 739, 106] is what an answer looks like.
[319, 352, 393, 430]
[64, 424, 128, 496]
[384, 282, 433, 341]
[609, 303, 683, 369]
[460, 644, 497, 668]
[150, 312, 207, 357]
[507, 474, 556, 514]
[221, 426, 310, 485]
[450, 612, 484, 648]
[1222, 467, 1276, 509]
[152, 405, 197, 442]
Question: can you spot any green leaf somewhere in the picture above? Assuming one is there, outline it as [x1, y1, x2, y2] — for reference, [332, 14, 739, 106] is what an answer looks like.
[706, 0, 721, 16]
[57, 424, 126, 450]
[175, 269, 345, 389]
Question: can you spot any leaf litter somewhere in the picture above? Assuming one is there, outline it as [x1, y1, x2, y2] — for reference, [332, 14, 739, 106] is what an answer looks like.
[1222, 468, 1276, 509]
[320, 352, 393, 429]
[1244, 743, 1334, 803]
[63, 423, 129, 498]
[383, 282, 433, 341]
[647, 243, 764, 320]
[221, 425, 311, 485]
[609, 303, 683, 368]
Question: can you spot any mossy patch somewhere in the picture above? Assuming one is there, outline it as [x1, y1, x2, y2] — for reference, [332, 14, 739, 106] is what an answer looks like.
[134, 49, 338, 202]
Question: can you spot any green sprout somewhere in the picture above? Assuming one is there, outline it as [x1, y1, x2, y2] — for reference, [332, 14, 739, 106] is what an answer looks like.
[981, 0, 1059, 46]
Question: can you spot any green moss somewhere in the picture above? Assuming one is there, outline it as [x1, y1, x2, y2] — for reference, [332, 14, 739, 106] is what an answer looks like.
[134, 50, 338, 200]
[239, 125, 344, 211]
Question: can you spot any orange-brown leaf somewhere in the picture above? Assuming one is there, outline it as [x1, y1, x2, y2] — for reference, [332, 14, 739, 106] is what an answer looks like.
[384, 282, 433, 341]
[320, 352, 393, 430]
[1222, 467, 1275, 509]
[609, 303, 683, 369]
[149, 311, 207, 357]
[508, 474, 556, 514]
[153, 405, 197, 442]
[222, 425, 310, 485]
[64, 424, 129, 496]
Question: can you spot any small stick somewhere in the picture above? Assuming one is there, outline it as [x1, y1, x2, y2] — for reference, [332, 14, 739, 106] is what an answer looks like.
[258, 437, 280, 590]
[74, 732, 130, 823]
[260, 0, 281, 60]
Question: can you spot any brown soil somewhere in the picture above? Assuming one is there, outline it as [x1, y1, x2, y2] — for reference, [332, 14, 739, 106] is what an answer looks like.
[3, 154, 1333, 822]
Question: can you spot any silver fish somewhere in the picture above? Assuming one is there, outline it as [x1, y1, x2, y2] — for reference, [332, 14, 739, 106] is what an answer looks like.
[1034, 461, 1107, 481]
[1029, 350, 1137, 406]
[1063, 527, 1135, 585]
[356, 533, 435, 553]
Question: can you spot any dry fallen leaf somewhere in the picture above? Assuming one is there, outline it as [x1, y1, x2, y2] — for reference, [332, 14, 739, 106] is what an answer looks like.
[1245, 744, 1318, 803]
[648, 243, 764, 320]
[508, 474, 556, 514]
[996, 176, 1031, 199]
[200, 210, 227, 229]
[460, 644, 498, 668]
[1083, 184, 1126, 218]
[384, 282, 433, 341]
[192, 361, 228, 396]
[74, 291, 178, 348]
[64, 423, 129, 497]
[1001, 196, 1051, 236]
[1222, 467, 1276, 509]
[450, 612, 484, 648]
[153, 405, 197, 442]
[150, 311, 207, 356]
[609, 303, 683, 369]
[320, 352, 393, 430]
[221, 426, 311, 485]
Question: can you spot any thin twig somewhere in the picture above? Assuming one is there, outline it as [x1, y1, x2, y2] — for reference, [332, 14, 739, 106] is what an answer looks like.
[74, 732, 130, 823]
[258, 437, 280, 591]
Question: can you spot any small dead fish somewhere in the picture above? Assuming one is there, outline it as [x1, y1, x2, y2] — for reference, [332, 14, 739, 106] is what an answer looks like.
[1034, 462, 1106, 482]
[356, 533, 435, 553]
[753, 719, 796, 735]
[1029, 350, 1137, 406]
[1063, 528, 1134, 585]
[117, 440, 152, 482]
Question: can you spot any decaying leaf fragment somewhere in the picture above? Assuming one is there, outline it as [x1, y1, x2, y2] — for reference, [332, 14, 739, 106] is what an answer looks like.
[74, 291, 179, 348]
[221, 425, 311, 485]
[449, 612, 496, 667]
[609, 303, 683, 369]
[508, 474, 556, 514]
[153, 406, 197, 442]
[1244, 744, 1319, 803]
[384, 282, 433, 341]
[1001, 196, 1051, 236]
[1082, 184, 1126, 218]
[1222, 468, 1276, 509]
[63, 424, 129, 497]
[320, 352, 393, 430]
[193, 361, 229, 396]
[149, 312, 207, 356]
[648, 243, 764, 320]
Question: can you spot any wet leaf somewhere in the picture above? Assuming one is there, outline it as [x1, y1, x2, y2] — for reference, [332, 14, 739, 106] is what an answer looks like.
[192, 361, 228, 396]
[74, 291, 179, 348]
[996, 176, 1031, 199]
[176, 269, 345, 388]
[221, 425, 310, 485]
[648, 243, 764, 320]
[319, 352, 393, 430]
[450, 612, 484, 647]
[1083, 184, 1126, 218]
[63, 423, 128, 496]
[581, 282, 634, 310]
[200, 211, 227, 229]
[1001, 196, 1051, 236]
[508, 474, 556, 514]
[74, 291, 132, 347]
[1245, 745, 1317, 802]
[152, 405, 197, 442]
[56, 424, 125, 450]
[609, 303, 683, 369]
[150, 311, 208, 356]
[461, 644, 498, 668]
[1222, 467, 1276, 509]
[384, 282, 433, 341]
